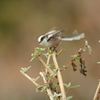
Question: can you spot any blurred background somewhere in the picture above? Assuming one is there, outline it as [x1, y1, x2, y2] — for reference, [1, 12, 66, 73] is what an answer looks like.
[0, 0, 100, 100]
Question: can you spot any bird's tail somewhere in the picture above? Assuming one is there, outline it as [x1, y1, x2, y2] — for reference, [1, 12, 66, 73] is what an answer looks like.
[61, 30, 85, 41]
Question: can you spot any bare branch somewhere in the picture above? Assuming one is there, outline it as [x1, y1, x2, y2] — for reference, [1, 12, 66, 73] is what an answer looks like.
[40, 72, 54, 100]
[52, 52, 66, 100]
[38, 56, 53, 74]
[93, 81, 100, 100]
[20, 70, 38, 86]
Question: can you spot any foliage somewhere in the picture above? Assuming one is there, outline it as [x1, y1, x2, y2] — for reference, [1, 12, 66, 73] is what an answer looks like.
[20, 40, 91, 100]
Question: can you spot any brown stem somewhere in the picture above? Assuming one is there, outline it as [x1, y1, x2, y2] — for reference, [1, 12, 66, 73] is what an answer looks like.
[20, 70, 38, 86]
[38, 56, 53, 74]
[40, 72, 54, 100]
[60, 60, 75, 71]
[47, 54, 51, 65]
[56, 48, 64, 56]
[52, 52, 66, 100]
[93, 81, 100, 100]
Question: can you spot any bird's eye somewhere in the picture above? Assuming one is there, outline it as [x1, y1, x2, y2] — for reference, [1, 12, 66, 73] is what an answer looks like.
[38, 35, 45, 43]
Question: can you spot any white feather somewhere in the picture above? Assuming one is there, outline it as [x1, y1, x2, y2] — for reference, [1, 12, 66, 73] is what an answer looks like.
[61, 33, 85, 41]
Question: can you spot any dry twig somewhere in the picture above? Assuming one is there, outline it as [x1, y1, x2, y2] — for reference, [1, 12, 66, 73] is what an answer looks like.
[20, 70, 38, 86]
[37, 56, 53, 74]
[40, 72, 54, 100]
[52, 52, 66, 100]
[93, 81, 100, 100]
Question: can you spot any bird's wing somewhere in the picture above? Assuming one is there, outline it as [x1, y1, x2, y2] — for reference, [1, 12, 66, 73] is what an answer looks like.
[45, 30, 57, 35]
[47, 29, 65, 41]
[50, 29, 66, 37]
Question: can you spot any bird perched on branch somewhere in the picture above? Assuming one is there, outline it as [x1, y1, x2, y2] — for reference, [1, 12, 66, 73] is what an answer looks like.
[38, 29, 85, 50]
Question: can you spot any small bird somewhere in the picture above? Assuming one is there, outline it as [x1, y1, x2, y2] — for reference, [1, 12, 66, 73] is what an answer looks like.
[38, 29, 85, 50]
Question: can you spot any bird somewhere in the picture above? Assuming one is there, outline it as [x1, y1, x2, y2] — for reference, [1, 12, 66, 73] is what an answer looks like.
[38, 29, 85, 50]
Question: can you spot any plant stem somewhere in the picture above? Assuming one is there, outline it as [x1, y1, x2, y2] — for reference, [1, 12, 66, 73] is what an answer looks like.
[52, 52, 66, 100]
[56, 48, 64, 56]
[93, 81, 100, 100]
[47, 54, 51, 65]
[60, 61, 73, 71]
[40, 72, 54, 100]
[38, 56, 53, 74]
[20, 70, 38, 86]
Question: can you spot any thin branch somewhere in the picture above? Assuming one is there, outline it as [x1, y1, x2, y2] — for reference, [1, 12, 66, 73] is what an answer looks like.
[93, 81, 100, 100]
[52, 52, 66, 100]
[60, 60, 74, 71]
[47, 54, 51, 65]
[56, 48, 64, 56]
[45, 54, 51, 74]
[20, 70, 38, 86]
[66, 89, 70, 94]
[40, 72, 54, 100]
[38, 56, 53, 74]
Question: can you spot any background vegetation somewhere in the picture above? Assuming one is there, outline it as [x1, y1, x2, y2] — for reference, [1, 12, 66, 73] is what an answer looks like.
[0, 0, 100, 100]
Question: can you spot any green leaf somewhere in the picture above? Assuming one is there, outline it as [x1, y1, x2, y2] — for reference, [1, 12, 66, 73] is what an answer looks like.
[50, 69, 58, 77]
[48, 94, 54, 98]
[43, 53, 48, 58]
[30, 47, 45, 62]
[49, 83, 58, 90]
[30, 53, 36, 62]
[50, 73, 57, 77]
[66, 96, 73, 100]
[47, 49, 51, 54]
[53, 68, 58, 72]
[68, 85, 80, 89]
[48, 63, 54, 66]
[36, 84, 46, 92]
[20, 66, 31, 73]
[49, 92, 62, 98]
[35, 47, 45, 55]
[71, 54, 80, 61]
[40, 86, 46, 92]
[75, 57, 80, 61]
[64, 83, 80, 89]
[64, 82, 71, 88]
[71, 54, 78, 58]
[32, 76, 40, 81]
[56, 93, 62, 97]
[46, 63, 54, 68]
